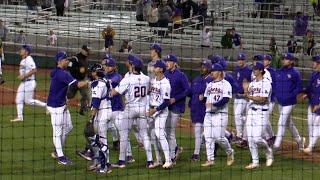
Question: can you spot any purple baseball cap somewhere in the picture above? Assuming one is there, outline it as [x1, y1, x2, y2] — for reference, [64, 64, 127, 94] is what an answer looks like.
[283, 53, 294, 61]
[55, 51, 68, 62]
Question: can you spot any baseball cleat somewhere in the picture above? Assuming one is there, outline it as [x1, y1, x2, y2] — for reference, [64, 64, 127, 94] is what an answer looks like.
[112, 161, 126, 168]
[245, 163, 259, 170]
[174, 146, 184, 160]
[162, 162, 173, 169]
[97, 167, 112, 174]
[227, 151, 234, 166]
[190, 154, 200, 162]
[266, 158, 273, 167]
[201, 160, 215, 167]
[126, 156, 135, 164]
[153, 161, 163, 167]
[303, 147, 312, 154]
[88, 162, 101, 171]
[10, 118, 23, 122]
[51, 151, 58, 159]
[147, 161, 156, 169]
[298, 137, 306, 151]
[76, 150, 93, 161]
[58, 156, 72, 165]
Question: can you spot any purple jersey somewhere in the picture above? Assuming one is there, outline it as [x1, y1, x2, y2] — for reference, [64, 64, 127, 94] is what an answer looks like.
[47, 67, 78, 107]
[233, 65, 252, 98]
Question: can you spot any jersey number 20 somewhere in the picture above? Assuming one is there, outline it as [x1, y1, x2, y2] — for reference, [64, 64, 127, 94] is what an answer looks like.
[134, 86, 147, 97]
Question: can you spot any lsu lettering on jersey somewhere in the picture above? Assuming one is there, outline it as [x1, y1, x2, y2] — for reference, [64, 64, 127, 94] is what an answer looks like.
[115, 73, 150, 106]
[19, 55, 36, 80]
[149, 77, 171, 107]
[91, 79, 111, 109]
[204, 79, 232, 113]
[247, 79, 271, 109]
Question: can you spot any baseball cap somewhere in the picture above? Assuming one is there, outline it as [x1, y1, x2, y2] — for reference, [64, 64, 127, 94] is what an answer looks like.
[104, 53, 112, 60]
[253, 54, 263, 61]
[82, 45, 90, 52]
[211, 63, 223, 71]
[312, 55, 320, 62]
[253, 61, 264, 70]
[283, 53, 294, 61]
[219, 57, 228, 70]
[237, 53, 246, 60]
[208, 55, 222, 64]
[154, 60, 166, 70]
[21, 45, 32, 53]
[263, 54, 272, 61]
[55, 51, 68, 62]
[105, 58, 116, 67]
[128, 55, 143, 68]
[201, 59, 212, 70]
[150, 43, 162, 53]
[165, 54, 178, 62]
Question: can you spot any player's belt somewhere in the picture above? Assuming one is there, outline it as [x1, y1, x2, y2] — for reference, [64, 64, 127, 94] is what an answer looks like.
[251, 107, 268, 111]
[22, 79, 34, 82]
[206, 111, 226, 114]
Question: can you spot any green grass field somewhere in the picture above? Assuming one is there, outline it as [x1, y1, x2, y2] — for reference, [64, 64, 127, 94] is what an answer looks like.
[1, 68, 320, 180]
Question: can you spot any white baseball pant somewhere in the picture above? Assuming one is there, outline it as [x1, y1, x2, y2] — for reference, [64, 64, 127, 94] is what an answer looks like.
[47, 105, 73, 157]
[193, 122, 203, 155]
[234, 98, 248, 138]
[93, 108, 110, 146]
[16, 80, 46, 120]
[262, 102, 275, 140]
[246, 108, 273, 164]
[274, 105, 302, 148]
[204, 112, 233, 161]
[108, 111, 121, 142]
[117, 105, 153, 162]
[166, 111, 181, 160]
[152, 109, 171, 163]
[307, 107, 320, 149]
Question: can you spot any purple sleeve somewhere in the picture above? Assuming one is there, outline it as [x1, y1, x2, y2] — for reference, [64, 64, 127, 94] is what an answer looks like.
[64, 71, 77, 86]
[213, 97, 229, 107]
[173, 73, 190, 101]
[293, 70, 302, 96]
[156, 99, 170, 111]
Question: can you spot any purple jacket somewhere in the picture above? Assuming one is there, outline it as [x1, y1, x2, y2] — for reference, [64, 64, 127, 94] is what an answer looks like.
[294, 15, 309, 36]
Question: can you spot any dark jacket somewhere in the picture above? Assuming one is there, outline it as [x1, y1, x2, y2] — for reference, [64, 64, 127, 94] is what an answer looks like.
[67, 53, 89, 80]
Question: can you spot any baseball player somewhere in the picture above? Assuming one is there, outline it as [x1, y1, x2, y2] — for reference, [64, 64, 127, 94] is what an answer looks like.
[86, 63, 112, 173]
[242, 61, 273, 169]
[11, 45, 47, 122]
[188, 59, 213, 161]
[148, 60, 173, 169]
[201, 63, 234, 167]
[111, 55, 155, 169]
[147, 43, 162, 79]
[0, 38, 4, 84]
[164, 54, 190, 162]
[302, 55, 320, 154]
[273, 53, 305, 151]
[47, 51, 88, 165]
[232, 53, 252, 144]
[251, 54, 272, 82]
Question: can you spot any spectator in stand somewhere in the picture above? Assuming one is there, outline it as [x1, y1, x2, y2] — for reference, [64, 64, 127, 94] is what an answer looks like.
[172, 8, 183, 30]
[41, 0, 52, 11]
[198, 0, 208, 27]
[0, 19, 8, 41]
[119, 39, 133, 53]
[303, 30, 316, 55]
[221, 29, 233, 49]
[54, 0, 66, 16]
[310, 0, 319, 16]
[143, 0, 152, 21]
[101, 26, 115, 53]
[158, 1, 173, 28]
[26, 0, 38, 11]
[287, 35, 297, 53]
[201, 26, 212, 47]
[293, 12, 309, 36]
[48, 29, 57, 46]
[148, 3, 159, 27]
[13, 30, 27, 44]
[231, 28, 243, 50]
[269, 37, 277, 55]
[181, 0, 198, 19]
[136, 0, 144, 21]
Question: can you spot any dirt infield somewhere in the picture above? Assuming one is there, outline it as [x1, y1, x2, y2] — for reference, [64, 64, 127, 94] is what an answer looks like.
[1, 65, 320, 164]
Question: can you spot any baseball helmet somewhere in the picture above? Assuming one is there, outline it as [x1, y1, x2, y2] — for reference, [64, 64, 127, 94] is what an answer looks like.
[89, 63, 105, 78]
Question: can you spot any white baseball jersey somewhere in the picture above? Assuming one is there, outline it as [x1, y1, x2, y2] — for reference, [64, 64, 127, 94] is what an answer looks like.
[247, 78, 271, 109]
[149, 77, 171, 107]
[115, 73, 150, 107]
[91, 80, 111, 109]
[251, 68, 272, 83]
[19, 55, 36, 80]
[204, 79, 232, 113]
